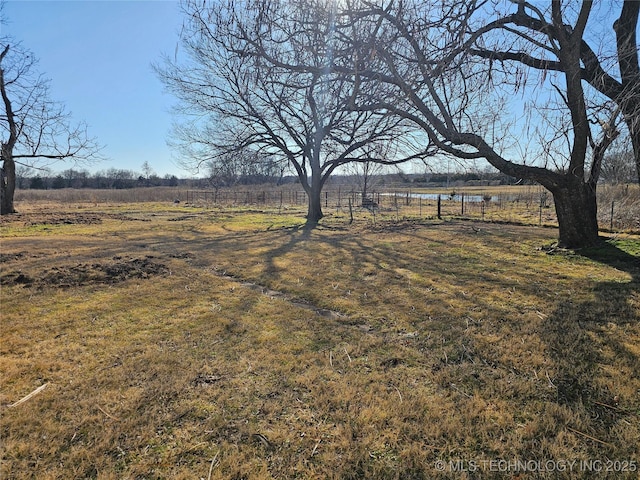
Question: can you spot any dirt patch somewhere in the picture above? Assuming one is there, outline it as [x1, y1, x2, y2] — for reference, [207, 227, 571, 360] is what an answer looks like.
[0, 211, 154, 227]
[167, 215, 199, 222]
[0, 252, 27, 263]
[192, 373, 223, 386]
[168, 252, 195, 259]
[0, 257, 169, 288]
[25, 213, 104, 226]
[357, 218, 435, 233]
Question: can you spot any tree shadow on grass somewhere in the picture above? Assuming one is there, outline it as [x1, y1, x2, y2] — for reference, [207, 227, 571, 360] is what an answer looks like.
[263, 222, 315, 279]
[539, 239, 639, 459]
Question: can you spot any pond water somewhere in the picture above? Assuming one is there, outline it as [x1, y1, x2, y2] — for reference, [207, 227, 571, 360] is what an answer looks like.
[381, 192, 498, 203]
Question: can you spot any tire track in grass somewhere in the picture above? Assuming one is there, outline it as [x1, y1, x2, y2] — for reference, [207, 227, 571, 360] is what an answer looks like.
[210, 267, 346, 320]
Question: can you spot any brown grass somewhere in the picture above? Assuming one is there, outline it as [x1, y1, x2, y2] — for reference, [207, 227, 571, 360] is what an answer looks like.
[1, 202, 639, 479]
[14, 187, 186, 205]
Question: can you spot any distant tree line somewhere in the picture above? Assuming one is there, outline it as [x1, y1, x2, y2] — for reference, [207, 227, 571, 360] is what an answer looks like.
[15, 164, 299, 190]
[16, 168, 181, 190]
[17, 150, 634, 192]
[405, 171, 516, 186]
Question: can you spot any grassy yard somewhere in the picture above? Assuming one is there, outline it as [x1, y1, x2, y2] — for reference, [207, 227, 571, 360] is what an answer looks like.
[1, 202, 639, 479]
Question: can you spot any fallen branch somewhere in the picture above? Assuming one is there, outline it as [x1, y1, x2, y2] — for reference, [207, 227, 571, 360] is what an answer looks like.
[311, 438, 322, 457]
[344, 347, 352, 363]
[593, 400, 626, 413]
[566, 426, 614, 447]
[97, 405, 121, 421]
[9, 383, 48, 408]
[207, 451, 220, 480]
[393, 385, 403, 403]
[545, 371, 556, 388]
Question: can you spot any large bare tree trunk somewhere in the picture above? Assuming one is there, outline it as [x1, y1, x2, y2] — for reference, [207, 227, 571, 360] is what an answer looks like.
[0, 46, 17, 215]
[615, 1, 640, 182]
[306, 175, 324, 224]
[628, 116, 640, 182]
[550, 179, 599, 249]
[0, 157, 16, 214]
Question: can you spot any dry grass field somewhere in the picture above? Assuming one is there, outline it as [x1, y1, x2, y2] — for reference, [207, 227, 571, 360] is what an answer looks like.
[1, 199, 639, 479]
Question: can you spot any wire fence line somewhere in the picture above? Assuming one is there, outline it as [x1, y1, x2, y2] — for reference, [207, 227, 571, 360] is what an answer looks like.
[185, 187, 558, 227]
[13, 184, 639, 233]
[185, 187, 545, 208]
[185, 186, 640, 233]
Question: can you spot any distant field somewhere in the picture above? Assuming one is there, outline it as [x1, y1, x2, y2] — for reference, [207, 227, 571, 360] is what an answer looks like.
[1, 202, 639, 479]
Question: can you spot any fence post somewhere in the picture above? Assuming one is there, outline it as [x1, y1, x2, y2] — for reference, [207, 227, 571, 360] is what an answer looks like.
[437, 194, 442, 220]
[539, 200, 542, 226]
[610, 201, 615, 231]
[461, 193, 464, 215]
[325, 190, 328, 208]
[419, 197, 422, 217]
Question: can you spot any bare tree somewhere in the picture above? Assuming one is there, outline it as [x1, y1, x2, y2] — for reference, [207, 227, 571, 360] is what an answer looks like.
[601, 148, 636, 185]
[206, 153, 242, 192]
[352, 160, 384, 203]
[157, 0, 434, 224]
[141, 161, 154, 185]
[342, 0, 636, 247]
[468, 0, 639, 182]
[0, 39, 102, 214]
[346, 142, 388, 204]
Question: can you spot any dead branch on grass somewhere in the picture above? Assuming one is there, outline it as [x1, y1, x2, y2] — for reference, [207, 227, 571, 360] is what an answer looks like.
[9, 383, 48, 408]
[97, 405, 121, 421]
[566, 426, 614, 447]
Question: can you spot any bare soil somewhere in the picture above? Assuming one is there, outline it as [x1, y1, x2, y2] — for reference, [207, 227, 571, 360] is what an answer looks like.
[0, 256, 168, 288]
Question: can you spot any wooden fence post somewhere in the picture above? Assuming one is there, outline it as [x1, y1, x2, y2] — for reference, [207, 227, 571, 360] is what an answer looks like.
[539, 200, 543, 226]
[610, 201, 615, 231]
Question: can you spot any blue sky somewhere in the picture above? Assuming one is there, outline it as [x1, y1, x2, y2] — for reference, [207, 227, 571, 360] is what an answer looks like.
[2, 0, 187, 177]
